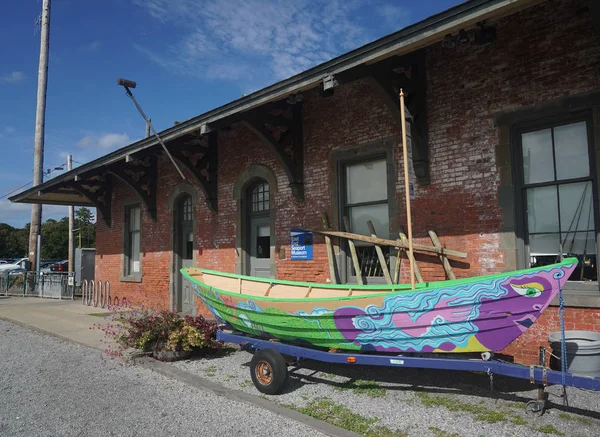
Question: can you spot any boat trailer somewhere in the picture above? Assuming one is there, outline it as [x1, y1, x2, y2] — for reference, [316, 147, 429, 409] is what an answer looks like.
[217, 330, 600, 415]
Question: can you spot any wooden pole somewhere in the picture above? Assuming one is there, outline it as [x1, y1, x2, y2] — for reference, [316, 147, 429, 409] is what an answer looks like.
[367, 220, 392, 284]
[322, 213, 338, 284]
[343, 217, 364, 285]
[310, 229, 467, 258]
[399, 227, 424, 283]
[429, 230, 456, 280]
[28, 0, 51, 271]
[68, 155, 74, 273]
[400, 89, 415, 289]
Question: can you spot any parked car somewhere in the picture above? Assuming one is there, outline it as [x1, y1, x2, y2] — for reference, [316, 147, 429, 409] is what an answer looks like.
[0, 258, 29, 274]
[51, 260, 69, 273]
[40, 262, 56, 273]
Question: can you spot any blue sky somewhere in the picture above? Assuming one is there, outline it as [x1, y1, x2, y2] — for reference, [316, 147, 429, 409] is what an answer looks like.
[0, 0, 462, 227]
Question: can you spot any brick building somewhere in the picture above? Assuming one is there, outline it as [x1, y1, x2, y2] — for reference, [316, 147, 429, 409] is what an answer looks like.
[12, 0, 600, 364]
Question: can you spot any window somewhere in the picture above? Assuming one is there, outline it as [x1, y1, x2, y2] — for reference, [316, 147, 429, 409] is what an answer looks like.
[517, 119, 597, 283]
[124, 205, 141, 277]
[342, 158, 390, 279]
[251, 182, 270, 212]
[182, 196, 192, 221]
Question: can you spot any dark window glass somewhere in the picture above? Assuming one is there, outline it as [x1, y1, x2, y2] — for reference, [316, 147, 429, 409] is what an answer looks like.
[251, 183, 270, 213]
[256, 236, 270, 259]
[125, 205, 141, 276]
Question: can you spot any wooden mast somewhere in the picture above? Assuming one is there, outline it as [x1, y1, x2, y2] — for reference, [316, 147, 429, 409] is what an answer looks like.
[399, 89, 415, 290]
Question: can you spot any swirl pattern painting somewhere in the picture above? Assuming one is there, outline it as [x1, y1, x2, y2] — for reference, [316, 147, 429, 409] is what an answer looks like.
[185, 258, 577, 353]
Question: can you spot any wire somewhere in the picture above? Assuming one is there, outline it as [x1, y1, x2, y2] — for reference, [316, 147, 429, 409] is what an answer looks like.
[0, 181, 33, 200]
[0, 162, 68, 200]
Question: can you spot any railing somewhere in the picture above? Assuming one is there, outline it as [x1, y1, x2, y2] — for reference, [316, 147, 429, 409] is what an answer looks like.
[0, 271, 74, 299]
[81, 279, 110, 308]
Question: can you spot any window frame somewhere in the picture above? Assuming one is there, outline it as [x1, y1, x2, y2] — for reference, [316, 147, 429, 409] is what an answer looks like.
[330, 138, 398, 285]
[339, 154, 391, 283]
[512, 111, 599, 292]
[122, 201, 142, 282]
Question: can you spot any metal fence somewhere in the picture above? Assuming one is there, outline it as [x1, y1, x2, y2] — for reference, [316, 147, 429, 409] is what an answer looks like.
[0, 272, 75, 299]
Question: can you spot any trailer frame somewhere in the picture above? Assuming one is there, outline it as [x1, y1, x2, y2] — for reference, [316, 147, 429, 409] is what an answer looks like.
[217, 330, 600, 413]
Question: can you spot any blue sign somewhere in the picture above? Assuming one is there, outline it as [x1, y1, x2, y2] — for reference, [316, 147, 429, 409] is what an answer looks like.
[290, 229, 313, 260]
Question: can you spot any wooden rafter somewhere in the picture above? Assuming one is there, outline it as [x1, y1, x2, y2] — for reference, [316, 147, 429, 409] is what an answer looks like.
[169, 130, 218, 212]
[366, 52, 430, 185]
[65, 174, 113, 227]
[109, 155, 158, 221]
[241, 98, 304, 200]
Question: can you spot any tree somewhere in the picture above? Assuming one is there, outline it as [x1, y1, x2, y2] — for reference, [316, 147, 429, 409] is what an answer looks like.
[41, 217, 69, 259]
[0, 223, 28, 258]
[75, 207, 96, 248]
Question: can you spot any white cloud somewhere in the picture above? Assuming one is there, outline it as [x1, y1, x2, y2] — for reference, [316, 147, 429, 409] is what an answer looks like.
[132, 0, 392, 89]
[77, 132, 131, 150]
[1, 71, 25, 83]
[377, 4, 409, 30]
[83, 40, 101, 52]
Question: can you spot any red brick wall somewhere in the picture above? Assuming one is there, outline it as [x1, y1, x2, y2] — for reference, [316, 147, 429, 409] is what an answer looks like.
[96, 0, 600, 364]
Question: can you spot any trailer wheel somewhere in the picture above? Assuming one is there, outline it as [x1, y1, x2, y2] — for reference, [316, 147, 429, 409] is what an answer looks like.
[250, 349, 288, 395]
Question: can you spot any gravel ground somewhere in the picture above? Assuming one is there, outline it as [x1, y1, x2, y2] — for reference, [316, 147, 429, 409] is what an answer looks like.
[174, 344, 600, 437]
[0, 320, 327, 437]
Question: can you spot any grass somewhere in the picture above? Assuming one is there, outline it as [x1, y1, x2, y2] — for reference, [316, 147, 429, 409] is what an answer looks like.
[320, 373, 338, 380]
[286, 397, 407, 437]
[428, 426, 461, 437]
[203, 365, 217, 377]
[416, 392, 506, 423]
[509, 415, 528, 426]
[558, 412, 595, 426]
[536, 425, 564, 436]
[239, 380, 252, 389]
[333, 379, 387, 398]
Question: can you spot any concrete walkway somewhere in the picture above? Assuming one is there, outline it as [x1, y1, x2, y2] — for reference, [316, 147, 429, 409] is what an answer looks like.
[0, 295, 357, 437]
[0, 296, 110, 350]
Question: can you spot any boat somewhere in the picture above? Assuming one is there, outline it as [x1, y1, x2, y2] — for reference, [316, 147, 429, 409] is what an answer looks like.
[181, 257, 578, 354]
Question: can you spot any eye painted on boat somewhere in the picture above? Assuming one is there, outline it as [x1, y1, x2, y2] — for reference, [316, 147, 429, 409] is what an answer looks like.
[510, 283, 543, 298]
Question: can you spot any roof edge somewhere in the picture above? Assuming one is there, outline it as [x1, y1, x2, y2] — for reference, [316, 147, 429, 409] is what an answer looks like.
[10, 0, 543, 204]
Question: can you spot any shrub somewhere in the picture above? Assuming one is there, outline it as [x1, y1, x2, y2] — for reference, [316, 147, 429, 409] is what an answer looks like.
[99, 307, 222, 359]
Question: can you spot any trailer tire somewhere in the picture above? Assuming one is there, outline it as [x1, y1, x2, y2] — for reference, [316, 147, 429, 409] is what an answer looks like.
[250, 348, 288, 395]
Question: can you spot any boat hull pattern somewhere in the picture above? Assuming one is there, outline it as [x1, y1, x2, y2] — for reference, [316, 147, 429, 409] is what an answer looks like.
[186, 262, 576, 353]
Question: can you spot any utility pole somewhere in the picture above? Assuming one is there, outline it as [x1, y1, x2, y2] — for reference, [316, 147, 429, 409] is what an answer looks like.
[28, 0, 51, 271]
[68, 154, 74, 273]
[145, 119, 151, 138]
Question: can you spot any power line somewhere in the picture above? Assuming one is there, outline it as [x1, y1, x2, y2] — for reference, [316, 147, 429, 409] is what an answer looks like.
[0, 181, 33, 200]
[0, 162, 67, 200]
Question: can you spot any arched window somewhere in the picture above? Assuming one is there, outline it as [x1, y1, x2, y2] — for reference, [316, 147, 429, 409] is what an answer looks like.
[250, 182, 270, 213]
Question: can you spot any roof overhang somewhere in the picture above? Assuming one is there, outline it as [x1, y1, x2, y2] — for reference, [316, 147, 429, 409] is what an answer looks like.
[10, 0, 545, 207]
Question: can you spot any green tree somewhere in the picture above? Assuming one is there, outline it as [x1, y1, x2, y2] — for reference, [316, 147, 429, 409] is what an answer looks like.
[41, 217, 69, 259]
[75, 207, 96, 248]
[0, 223, 29, 258]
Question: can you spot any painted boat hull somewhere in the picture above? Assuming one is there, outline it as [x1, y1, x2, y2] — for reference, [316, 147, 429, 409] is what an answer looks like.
[182, 258, 577, 353]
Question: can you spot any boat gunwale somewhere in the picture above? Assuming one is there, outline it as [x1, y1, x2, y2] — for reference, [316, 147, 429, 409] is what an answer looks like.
[181, 257, 578, 303]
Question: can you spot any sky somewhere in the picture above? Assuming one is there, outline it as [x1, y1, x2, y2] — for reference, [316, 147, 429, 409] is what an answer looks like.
[0, 0, 462, 227]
